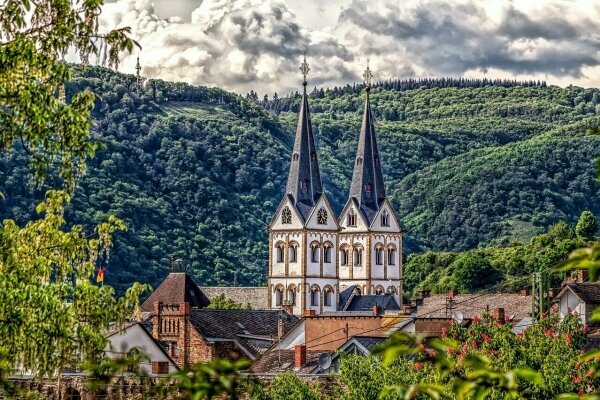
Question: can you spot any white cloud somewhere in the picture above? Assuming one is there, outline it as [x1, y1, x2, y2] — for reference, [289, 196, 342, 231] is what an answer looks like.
[98, 0, 600, 95]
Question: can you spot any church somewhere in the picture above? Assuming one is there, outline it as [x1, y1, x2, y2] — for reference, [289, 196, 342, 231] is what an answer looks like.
[267, 58, 404, 315]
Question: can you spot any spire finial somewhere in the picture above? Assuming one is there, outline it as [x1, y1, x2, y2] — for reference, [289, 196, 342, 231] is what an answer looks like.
[363, 58, 373, 91]
[300, 51, 310, 87]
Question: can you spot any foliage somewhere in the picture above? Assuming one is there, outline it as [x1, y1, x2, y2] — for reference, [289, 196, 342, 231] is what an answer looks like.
[577, 210, 598, 240]
[206, 294, 251, 310]
[0, 191, 147, 377]
[251, 371, 329, 400]
[147, 359, 253, 400]
[0, 0, 138, 189]
[336, 312, 594, 399]
[2, 67, 600, 292]
[405, 220, 587, 296]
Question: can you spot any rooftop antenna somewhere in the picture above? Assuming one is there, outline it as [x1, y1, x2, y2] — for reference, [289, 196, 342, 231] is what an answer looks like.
[135, 55, 142, 95]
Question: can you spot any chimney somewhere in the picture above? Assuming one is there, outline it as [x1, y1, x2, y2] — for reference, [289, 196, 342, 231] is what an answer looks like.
[294, 345, 306, 369]
[303, 309, 316, 317]
[492, 308, 505, 323]
[577, 269, 588, 283]
[448, 289, 457, 298]
[402, 305, 412, 315]
[372, 305, 381, 316]
[520, 287, 530, 297]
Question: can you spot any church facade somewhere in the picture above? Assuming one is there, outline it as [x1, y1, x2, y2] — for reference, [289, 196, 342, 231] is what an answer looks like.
[267, 59, 403, 315]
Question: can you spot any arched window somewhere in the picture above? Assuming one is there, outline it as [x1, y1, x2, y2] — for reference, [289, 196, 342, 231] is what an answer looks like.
[375, 285, 385, 295]
[287, 286, 296, 306]
[347, 211, 357, 227]
[289, 242, 298, 263]
[65, 388, 81, 400]
[387, 286, 397, 295]
[275, 242, 284, 263]
[388, 245, 396, 266]
[340, 247, 349, 266]
[323, 286, 333, 307]
[375, 244, 384, 265]
[310, 286, 320, 307]
[356, 157, 363, 166]
[353, 246, 363, 266]
[310, 242, 320, 263]
[381, 210, 390, 227]
[323, 242, 332, 263]
[293, 153, 299, 161]
[274, 286, 284, 306]
[281, 207, 292, 224]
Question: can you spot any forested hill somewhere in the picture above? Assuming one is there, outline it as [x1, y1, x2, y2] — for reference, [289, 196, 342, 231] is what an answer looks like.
[1, 66, 599, 293]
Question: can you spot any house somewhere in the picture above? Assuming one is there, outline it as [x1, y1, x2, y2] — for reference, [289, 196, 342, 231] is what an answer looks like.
[147, 302, 299, 369]
[553, 282, 600, 325]
[309, 336, 388, 374]
[105, 322, 179, 375]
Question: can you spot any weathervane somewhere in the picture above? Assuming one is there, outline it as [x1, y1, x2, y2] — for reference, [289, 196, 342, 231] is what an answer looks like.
[363, 58, 374, 89]
[300, 52, 310, 86]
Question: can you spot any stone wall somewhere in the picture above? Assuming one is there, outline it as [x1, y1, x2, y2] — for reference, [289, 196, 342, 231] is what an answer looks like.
[201, 287, 269, 310]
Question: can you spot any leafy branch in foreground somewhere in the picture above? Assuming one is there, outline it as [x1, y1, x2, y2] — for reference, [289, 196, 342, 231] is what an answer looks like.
[0, 0, 139, 189]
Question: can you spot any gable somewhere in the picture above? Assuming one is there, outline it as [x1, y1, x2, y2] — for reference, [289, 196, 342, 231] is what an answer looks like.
[305, 195, 339, 230]
[338, 199, 369, 231]
[369, 200, 401, 232]
[269, 195, 305, 230]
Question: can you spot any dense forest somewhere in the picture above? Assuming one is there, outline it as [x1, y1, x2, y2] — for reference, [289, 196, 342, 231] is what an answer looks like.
[1, 66, 599, 293]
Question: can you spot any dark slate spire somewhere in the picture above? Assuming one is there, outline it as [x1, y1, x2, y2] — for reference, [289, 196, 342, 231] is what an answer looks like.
[349, 62, 386, 223]
[285, 55, 323, 217]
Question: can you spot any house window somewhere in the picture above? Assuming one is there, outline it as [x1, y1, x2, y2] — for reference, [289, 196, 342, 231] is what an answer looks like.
[311, 244, 319, 263]
[341, 248, 349, 265]
[288, 289, 296, 306]
[310, 289, 319, 306]
[282, 207, 292, 224]
[276, 243, 284, 263]
[353, 247, 362, 266]
[347, 212, 357, 227]
[289, 243, 298, 263]
[275, 288, 283, 306]
[381, 210, 390, 227]
[324, 289, 332, 306]
[323, 244, 332, 263]
[375, 246, 383, 265]
[170, 342, 179, 358]
[388, 247, 396, 265]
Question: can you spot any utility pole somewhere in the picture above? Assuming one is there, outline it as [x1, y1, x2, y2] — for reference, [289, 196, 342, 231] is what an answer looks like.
[531, 271, 550, 321]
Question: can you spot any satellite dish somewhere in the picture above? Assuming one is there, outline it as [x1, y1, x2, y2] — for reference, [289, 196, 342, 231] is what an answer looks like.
[318, 352, 332, 370]
[452, 311, 464, 324]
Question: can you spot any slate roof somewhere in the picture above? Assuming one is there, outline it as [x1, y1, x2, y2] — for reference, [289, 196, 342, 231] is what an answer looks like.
[338, 285, 400, 314]
[353, 336, 388, 351]
[561, 283, 600, 304]
[250, 349, 325, 374]
[285, 82, 322, 219]
[141, 272, 211, 312]
[188, 310, 300, 360]
[416, 293, 532, 320]
[348, 88, 387, 224]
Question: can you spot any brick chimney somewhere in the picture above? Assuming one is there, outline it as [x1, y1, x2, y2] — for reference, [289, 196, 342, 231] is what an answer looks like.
[294, 345, 306, 369]
[303, 309, 316, 317]
[577, 269, 588, 283]
[520, 287, 531, 296]
[372, 305, 381, 316]
[448, 289, 458, 298]
[492, 307, 505, 323]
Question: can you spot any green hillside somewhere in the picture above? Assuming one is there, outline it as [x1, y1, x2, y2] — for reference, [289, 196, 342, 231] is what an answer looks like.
[1, 66, 599, 292]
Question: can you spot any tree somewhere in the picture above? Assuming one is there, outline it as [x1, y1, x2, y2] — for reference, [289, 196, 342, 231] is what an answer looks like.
[452, 252, 500, 292]
[576, 211, 598, 240]
[0, 0, 138, 189]
[206, 294, 252, 310]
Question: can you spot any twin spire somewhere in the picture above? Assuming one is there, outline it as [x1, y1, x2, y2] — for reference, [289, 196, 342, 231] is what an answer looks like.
[285, 56, 386, 222]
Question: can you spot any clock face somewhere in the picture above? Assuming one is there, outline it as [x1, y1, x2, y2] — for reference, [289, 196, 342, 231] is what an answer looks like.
[282, 207, 292, 224]
[317, 208, 327, 225]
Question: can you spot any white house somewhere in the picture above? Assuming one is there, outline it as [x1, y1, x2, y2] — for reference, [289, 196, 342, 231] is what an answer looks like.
[554, 282, 600, 325]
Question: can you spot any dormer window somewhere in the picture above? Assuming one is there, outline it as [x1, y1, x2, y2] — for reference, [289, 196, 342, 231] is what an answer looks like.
[293, 153, 299, 161]
[381, 210, 390, 227]
[282, 207, 292, 224]
[300, 180, 308, 191]
[347, 211, 357, 227]
[356, 157, 363, 166]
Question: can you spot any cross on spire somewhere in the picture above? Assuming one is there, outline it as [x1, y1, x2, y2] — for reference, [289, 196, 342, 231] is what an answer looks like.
[299, 52, 310, 86]
[363, 58, 373, 89]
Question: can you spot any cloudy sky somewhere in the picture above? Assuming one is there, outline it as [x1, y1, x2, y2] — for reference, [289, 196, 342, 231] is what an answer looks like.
[99, 0, 600, 95]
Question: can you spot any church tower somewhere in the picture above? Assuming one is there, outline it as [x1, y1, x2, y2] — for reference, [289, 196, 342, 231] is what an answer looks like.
[267, 56, 339, 315]
[338, 63, 403, 305]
